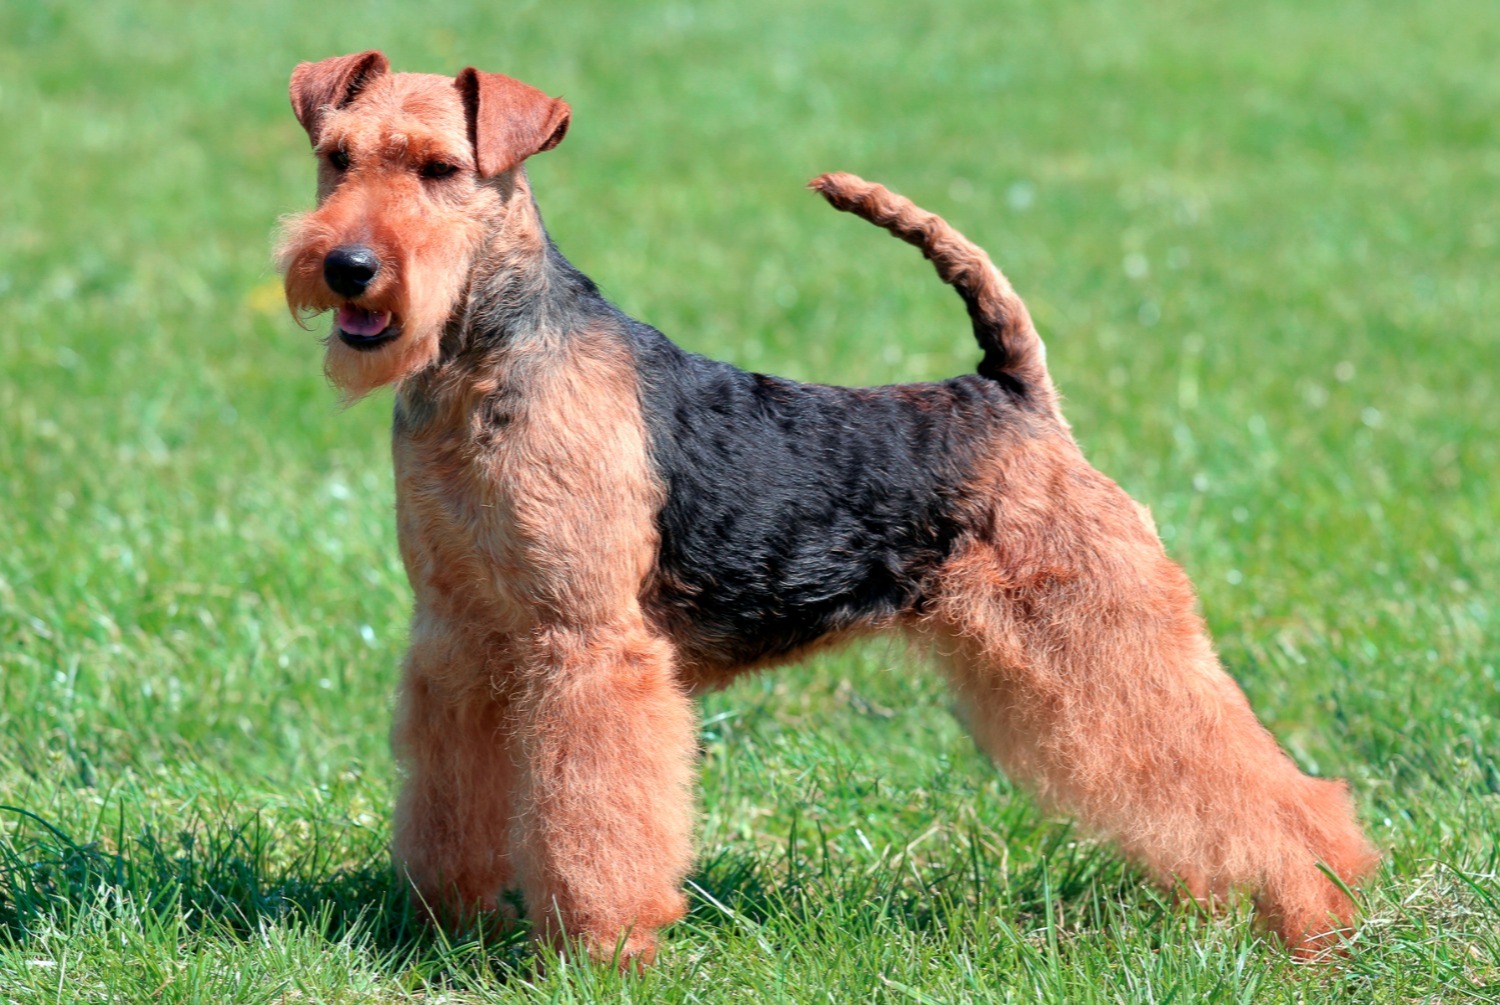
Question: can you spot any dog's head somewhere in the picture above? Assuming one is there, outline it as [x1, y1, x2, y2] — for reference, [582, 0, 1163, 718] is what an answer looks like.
[276, 51, 570, 399]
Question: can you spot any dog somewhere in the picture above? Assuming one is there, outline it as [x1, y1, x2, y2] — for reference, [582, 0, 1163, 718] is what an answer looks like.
[277, 50, 1378, 965]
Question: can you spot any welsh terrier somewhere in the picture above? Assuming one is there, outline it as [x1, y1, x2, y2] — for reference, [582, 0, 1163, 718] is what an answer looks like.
[277, 51, 1378, 964]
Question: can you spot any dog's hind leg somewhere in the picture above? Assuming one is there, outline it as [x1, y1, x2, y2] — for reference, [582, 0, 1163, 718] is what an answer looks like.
[918, 440, 1379, 953]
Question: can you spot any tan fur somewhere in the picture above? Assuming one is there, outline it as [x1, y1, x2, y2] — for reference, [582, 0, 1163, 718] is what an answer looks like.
[911, 432, 1379, 953]
[390, 623, 519, 925]
[811, 174, 1376, 954]
[278, 72, 491, 399]
[279, 57, 1376, 966]
[456, 67, 571, 179]
[391, 328, 694, 961]
[280, 57, 693, 963]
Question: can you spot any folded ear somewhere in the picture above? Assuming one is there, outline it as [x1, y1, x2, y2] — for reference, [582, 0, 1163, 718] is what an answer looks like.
[289, 50, 390, 144]
[455, 68, 570, 179]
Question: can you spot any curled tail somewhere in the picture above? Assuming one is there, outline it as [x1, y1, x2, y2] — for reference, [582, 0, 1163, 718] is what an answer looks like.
[810, 172, 1057, 413]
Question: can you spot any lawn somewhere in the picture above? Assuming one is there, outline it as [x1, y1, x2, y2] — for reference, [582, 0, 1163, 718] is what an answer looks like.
[1, 0, 1497, 1001]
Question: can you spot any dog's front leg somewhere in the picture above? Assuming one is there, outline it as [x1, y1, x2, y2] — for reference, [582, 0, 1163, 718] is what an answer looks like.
[510, 621, 696, 966]
[390, 615, 520, 930]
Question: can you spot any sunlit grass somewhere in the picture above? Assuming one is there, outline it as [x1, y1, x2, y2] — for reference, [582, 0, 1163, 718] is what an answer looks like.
[1, 0, 1497, 1000]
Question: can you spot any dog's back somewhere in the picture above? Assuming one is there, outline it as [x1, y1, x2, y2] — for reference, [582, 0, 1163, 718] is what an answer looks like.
[630, 327, 1014, 676]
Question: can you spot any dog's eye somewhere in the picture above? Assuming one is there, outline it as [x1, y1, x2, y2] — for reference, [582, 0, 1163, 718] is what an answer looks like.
[420, 161, 458, 180]
[328, 150, 350, 172]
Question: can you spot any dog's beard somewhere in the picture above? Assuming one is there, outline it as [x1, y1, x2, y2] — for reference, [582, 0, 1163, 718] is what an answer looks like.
[316, 268, 449, 404]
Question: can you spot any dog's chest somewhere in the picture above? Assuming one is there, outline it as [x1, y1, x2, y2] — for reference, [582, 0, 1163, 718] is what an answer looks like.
[393, 343, 661, 632]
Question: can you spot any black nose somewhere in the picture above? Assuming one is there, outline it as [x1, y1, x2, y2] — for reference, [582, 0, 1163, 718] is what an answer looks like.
[323, 245, 381, 298]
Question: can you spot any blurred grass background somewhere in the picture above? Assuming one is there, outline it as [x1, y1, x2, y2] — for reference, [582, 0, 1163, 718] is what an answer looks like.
[1, 0, 1497, 1001]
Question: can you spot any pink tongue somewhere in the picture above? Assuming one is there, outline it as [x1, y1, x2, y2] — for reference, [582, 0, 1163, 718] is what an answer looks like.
[337, 304, 391, 337]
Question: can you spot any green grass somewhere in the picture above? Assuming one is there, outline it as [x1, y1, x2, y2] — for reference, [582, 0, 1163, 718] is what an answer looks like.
[2, 0, 1497, 1000]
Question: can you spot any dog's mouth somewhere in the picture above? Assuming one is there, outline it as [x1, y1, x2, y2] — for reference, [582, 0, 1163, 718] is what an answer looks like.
[336, 303, 398, 351]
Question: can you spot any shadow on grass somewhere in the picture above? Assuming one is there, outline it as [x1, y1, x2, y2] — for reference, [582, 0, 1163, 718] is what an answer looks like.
[0, 800, 1144, 976]
[0, 803, 418, 947]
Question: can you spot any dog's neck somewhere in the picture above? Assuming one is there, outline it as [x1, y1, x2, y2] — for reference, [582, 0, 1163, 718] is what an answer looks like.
[397, 170, 610, 429]
[457, 170, 605, 350]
